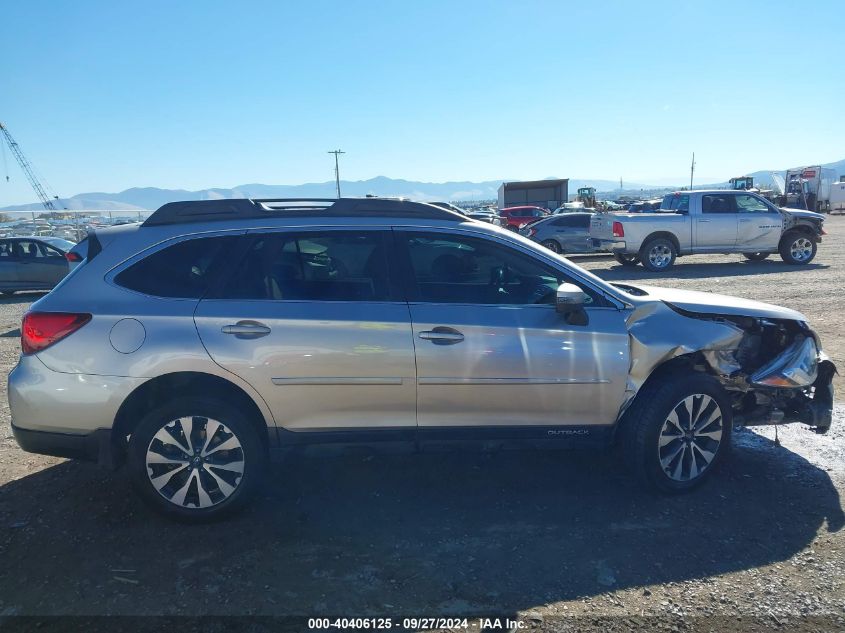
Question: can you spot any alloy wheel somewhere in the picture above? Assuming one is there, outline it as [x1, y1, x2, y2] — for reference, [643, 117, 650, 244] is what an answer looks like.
[146, 416, 245, 509]
[648, 244, 672, 269]
[790, 237, 813, 262]
[657, 394, 723, 482]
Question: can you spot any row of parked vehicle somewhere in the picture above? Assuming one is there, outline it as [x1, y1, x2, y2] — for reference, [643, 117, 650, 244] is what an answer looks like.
[446, 189, 827, 273]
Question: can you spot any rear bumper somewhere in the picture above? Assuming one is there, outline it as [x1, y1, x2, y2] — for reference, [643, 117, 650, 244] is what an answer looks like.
[12, 423, 113, 466]
[591, 238, 626, 251]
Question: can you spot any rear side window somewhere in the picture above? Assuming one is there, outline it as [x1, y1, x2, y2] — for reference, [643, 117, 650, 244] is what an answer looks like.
[701, 194, 736, 214]
[219, 231, 391, 302]
[115, 235, 236, 298]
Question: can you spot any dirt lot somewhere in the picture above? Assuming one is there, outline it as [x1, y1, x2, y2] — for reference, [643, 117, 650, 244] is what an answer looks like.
[1, 218, 845, 631]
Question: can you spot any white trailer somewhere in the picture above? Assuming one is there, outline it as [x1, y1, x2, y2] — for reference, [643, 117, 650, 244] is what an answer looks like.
[830, 180, 845, 214]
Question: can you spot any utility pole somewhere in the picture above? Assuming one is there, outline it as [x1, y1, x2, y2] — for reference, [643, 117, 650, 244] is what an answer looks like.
[690, 152, 696, 190]
[327, 149, 345, 198]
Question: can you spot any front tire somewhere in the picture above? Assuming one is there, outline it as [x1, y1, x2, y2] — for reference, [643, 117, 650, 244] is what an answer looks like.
[779, 232, 817, 265]
[613, 253, 640, 267]
[640, 237, 677, 272]
[541, 239, 562, 254]
[621, 373, 731, 493]
[127, 397, 266, 522]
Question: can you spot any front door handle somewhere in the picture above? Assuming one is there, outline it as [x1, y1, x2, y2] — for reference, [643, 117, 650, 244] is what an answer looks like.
[739, 218, 752, 223]
[698, 219, 711, 222]
[221, 321, 271, 338]
[419, 327, 464, 345]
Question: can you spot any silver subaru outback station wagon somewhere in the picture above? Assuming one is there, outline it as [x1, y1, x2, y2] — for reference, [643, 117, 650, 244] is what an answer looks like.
[9, 198, 835, 521]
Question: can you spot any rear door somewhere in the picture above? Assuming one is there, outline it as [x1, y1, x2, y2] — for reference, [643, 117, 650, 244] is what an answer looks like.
[734, 193, 783, 251]
[695, 194, 738, 250]
[555, 214, 592, 252]
[14, 240, 68, 287]
[194, 228, 417, 433]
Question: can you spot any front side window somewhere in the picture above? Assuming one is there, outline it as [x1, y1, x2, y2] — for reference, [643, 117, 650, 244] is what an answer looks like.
[701, 194, 736, 214]
[115, 235, 236, 298]
[400, 232, 603, 306]
[220, 231, 390, 302]
[735, 194, 771, 213]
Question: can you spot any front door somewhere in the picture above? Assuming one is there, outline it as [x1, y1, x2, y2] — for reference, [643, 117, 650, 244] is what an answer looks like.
[695, 194, 738, 250]
[194, 229, 417, 432]
[395, 229, 629, 431]
[733, 194, 783, 251]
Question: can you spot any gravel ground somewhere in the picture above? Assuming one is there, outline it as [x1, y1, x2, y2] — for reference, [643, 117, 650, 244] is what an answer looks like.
[1, 217, 844, 632]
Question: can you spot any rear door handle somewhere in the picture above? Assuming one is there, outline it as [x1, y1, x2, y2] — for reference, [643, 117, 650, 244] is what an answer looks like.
[698, 219, 711, 222]
[419, 327, 464, 345]
[221, 321, 271, 338]
[739, 218, 752, 223]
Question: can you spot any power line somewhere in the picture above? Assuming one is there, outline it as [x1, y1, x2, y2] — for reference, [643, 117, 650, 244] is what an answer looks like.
[327, 149, 345, 198]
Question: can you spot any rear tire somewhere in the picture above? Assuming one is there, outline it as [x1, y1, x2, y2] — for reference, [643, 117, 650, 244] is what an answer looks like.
[620, 373, 732, 493]
[541, 239, 562, 254]
[742, 252, 769, 261]
[779, 232, 817, 265]
[127, 396, 266, 522]
[639, 237, 677, 272]
[613, 253, 640, 267]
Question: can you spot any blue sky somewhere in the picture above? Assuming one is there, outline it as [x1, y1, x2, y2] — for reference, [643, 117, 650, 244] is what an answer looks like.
[1, 0, 842, 205]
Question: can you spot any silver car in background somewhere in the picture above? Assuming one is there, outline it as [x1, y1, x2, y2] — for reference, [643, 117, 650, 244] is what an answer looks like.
[0, 236, 75, 296]
[519, 212, 597, 254]
[8, 198, 835, 521]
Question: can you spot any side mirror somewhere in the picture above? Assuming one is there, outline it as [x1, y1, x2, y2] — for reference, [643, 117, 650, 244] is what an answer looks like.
[555, 283, 586, 315]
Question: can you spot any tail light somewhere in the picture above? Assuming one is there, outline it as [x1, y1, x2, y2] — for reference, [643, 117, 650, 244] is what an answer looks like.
[527, 227, 537, 237]
[65, 251, 82, 263]
[612, 221, 625, 238]
[21, 312, 91, 355]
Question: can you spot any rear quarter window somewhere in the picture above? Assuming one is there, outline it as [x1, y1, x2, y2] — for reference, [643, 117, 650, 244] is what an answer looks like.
[115, 235, 237, 298]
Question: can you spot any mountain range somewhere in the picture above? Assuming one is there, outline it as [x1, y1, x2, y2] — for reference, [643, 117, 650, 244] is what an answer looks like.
[2, 159, 843, 212]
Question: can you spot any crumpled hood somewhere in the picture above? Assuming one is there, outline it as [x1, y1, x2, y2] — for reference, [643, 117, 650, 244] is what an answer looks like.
[780, 207, 826, 222]
[630, 285, 807, 321]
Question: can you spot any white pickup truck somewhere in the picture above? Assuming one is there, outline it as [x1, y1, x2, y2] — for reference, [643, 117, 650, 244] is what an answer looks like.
[590, 190, 826, 272]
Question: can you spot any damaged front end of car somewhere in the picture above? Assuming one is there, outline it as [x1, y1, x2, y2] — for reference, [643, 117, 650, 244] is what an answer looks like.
[625, 300, 836, 434]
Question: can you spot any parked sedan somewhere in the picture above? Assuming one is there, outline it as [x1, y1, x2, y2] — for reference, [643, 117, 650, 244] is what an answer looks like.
[520, 212, 596, 254]
[499, 206, 549, 231]
[0, 236, 74, 296]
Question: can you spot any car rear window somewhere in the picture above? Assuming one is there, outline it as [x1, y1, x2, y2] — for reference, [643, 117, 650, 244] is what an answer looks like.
[115, 235, 237, 298]
[660, 194, 690, 213]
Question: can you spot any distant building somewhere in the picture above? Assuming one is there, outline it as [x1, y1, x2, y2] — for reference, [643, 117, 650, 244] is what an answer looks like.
[497, 179, 569, 211]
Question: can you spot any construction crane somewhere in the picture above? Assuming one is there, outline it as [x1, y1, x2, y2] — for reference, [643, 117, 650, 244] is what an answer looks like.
[0, 121, 60, 211]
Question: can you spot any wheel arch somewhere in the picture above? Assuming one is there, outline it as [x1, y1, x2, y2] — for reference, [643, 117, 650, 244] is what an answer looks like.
[781, 224, 818, 242]
[613, 353, 717, 444]
[640, 231, 680, 254]
[112, 372, 273, 466]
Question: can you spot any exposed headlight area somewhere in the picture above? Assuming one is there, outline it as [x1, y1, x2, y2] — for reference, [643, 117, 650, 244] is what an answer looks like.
[750, 336, 818, 388]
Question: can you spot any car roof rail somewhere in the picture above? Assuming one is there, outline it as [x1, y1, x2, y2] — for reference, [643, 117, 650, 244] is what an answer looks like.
[141, 197, 464, 226]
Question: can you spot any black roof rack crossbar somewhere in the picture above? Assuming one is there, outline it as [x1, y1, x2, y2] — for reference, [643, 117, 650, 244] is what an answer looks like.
[142, 197, 463, 226]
